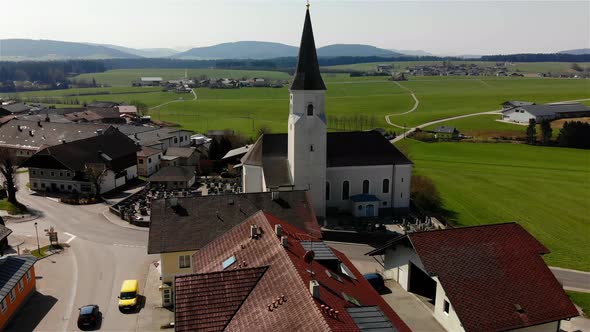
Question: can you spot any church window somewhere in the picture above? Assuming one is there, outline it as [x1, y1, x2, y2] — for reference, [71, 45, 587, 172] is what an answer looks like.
[326, 182, 330, 200]
[382, 179, 390, 193]
[307, 104, 314, 116]
[342, 181, 350, 200]
[362, 180, 370, 194]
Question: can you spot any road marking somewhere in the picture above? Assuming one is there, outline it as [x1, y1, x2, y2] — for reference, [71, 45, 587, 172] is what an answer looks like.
[63, 245, 79, 327]
[113, 244, 146, 249]
[64, 232, 77, 244]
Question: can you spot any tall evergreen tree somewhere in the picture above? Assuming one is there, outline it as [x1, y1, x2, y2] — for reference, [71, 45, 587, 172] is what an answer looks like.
[540, 120, 553, 145]
[526, 119, 537, 145]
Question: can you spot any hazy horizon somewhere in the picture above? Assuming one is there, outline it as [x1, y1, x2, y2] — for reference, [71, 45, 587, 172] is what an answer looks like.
[1, 0, 588, 55]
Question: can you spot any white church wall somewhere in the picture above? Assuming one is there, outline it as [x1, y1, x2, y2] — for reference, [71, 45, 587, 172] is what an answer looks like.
[393, 164, 412, 209]
[326, 165, 394, 212]
[242, 165, 264, 193]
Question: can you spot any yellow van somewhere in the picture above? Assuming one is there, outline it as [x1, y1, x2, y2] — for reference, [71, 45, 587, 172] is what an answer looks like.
[118, 279, 139, 311]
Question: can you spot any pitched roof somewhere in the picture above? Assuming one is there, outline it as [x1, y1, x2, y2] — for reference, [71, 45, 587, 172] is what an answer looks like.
[290, 8, 326, 91]
[0, 224, 12, 242]
[502, 101, 535, 107]
[147, 190, 321, 254]
[241, 132, 412, 182]
[165, 147, 197, 159]
[148, 166, 195, 183]
[115, 125, 161, 136]
[21, 129, 139, 172]
[0, 103, 31, 114]
[64, 108, 122, 122]
[433, 126, 456, 134]
[0, 119, 111, 150]
[87, 101, 119, 108]
[516, 102, 590, 117]
[0, 255, 36, 301]
[175, 211, 410, 332]
[368, 223, 579, 332]
[137, 146, 161, 157]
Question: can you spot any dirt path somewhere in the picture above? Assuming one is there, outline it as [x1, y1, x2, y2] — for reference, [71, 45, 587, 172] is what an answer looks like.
[385, 81, 420, 129]
[149, 89, 197, 110]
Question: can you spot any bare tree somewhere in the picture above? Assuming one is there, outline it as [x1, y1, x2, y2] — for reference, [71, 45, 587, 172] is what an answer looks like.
[84, 163, 109, 199]
[0, 150, 19, 205]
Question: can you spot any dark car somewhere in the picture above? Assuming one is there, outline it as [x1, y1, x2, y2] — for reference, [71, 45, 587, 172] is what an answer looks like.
[364, 273, 386, 292]
[77, 305, 101, 330]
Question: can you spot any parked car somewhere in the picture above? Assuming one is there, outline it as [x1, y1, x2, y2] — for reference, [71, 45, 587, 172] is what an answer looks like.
[363, 273, 386, 292]
[118, 279, 140, 311]
[77, 305, 101, 330]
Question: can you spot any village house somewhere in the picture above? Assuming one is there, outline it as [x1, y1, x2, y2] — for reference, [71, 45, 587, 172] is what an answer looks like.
[137, 146, 162, 177]
[22, 129, 139, 194]
[64, 108, 127, 124]
[147, 190, 321, 307]
[164, 147, 199, 167]
[173, 209, 411, 332]
[240, 9, 413, 219]
[127, 127, 193, 151]
[502, 102, 590, 123]
[367, 223, 579, 332]
[147, 166, 196, 189]
[160, 155, 180, 167]
[0, 103, 31, 116]
[376, 64, 394, 73]
[0, 255, 37, 331]
[116, 105, 138, 116]
[0, 119, 111, 163]
[132, 77, 163, 87]
[432, 126, 460, 140]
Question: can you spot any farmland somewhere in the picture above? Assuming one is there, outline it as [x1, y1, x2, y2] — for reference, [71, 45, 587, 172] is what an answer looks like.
[395, 139, 590, 271]
[326, 61, 590, 73]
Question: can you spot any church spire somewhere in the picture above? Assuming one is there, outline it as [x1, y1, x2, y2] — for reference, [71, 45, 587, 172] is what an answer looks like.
[290, 6, 326, 91]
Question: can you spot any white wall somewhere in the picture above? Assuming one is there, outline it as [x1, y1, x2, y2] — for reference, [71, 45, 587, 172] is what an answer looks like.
[242, 165, 264, 193]
[326, 165, 394, 212]
[393, 164, 412, 209]
[432, 277, 465, 332]
[382, 243, 425, 288]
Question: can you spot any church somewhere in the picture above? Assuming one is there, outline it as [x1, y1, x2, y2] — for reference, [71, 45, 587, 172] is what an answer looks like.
[241, 7, 413, 219]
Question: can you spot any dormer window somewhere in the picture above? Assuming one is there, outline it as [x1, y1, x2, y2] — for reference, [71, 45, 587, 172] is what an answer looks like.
[307, 104, 314, 116]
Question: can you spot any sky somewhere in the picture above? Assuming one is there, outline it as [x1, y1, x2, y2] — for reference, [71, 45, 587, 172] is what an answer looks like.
[1, 0, 588, 55]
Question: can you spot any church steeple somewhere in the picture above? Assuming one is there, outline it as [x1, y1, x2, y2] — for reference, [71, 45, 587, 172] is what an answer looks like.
[290, 7, 326, 91]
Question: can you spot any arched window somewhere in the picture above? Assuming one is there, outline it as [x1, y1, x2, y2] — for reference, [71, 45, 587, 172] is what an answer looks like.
[382, 179, 390, 193]
[342, 181, 350, 200]
[326, 182, 330, 201]
[362, 180, 370, 194]
[307, 104, 314, 116]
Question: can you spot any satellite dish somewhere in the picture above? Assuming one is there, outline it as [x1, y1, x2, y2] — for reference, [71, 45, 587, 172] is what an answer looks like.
[304, 250, 315, 264]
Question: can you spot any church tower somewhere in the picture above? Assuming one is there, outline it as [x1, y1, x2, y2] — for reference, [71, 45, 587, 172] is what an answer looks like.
[288, 6, 327, 218]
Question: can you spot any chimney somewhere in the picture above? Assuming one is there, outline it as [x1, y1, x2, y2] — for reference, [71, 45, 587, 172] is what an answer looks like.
[17, 125, 22, 132]
[281, 236, 288, 247]
[96, 129, 103, 135]
[275, 224, 283, 237]
[169, 197, 178, 207]
[271, 191, 280, 201]
[309, 280, 320, 299]
[250, 224, 258, 239]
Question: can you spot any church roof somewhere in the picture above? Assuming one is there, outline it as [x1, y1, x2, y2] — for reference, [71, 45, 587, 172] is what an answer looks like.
[290, 8, 326, 91]
[241, 131, 412, 187]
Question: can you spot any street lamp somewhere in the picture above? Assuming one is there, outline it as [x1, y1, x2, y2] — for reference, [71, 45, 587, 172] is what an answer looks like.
[34, 222, 40, 254]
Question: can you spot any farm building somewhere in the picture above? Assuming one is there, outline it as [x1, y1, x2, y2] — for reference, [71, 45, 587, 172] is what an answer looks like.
[376, 64, 394, 73]
[148, 166, 195, 189]
[367, 223, 579, 332]
[0, 255, 37, 331]
[432, 126, 459, 139]
[501, 100, 535, 111]
[240, 7, 413, 218]
[137, 146, 162, 177]
[138, 77, 163, 86]
[502, 102, 590, 123]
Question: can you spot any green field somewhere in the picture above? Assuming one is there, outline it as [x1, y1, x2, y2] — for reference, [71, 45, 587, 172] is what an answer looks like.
[567, 291, 590, 316]
[326, 61, 590, 73]
[395, 139, 590, 271]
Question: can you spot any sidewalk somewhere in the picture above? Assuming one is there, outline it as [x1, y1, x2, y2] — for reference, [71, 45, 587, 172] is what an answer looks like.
[136, 261, 174, 331]
[101, 209, 148, 232]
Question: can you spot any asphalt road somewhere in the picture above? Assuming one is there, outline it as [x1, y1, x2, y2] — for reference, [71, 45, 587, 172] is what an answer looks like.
[8, 174, 155, 332]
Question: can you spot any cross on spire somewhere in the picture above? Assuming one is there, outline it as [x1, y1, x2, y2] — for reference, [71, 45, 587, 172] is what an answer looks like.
[306, 0, 310, 9]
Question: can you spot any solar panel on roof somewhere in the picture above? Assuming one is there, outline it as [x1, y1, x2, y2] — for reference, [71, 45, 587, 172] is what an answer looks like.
[347, 306, 398, 332]
[300, 241, 338, 261]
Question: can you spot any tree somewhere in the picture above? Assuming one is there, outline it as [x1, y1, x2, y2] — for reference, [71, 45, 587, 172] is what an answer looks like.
[130, 100, 149, 116]
[84, 163, 109, 199]
[571, 63, 583, 72]
[526, 118, 537, 145]
[557, 121, 590, 149]
[411, 175, 442, 214]
[208, 138, 221, 160]
[540, 120, 553, 145]
[0, 150, 19, 205]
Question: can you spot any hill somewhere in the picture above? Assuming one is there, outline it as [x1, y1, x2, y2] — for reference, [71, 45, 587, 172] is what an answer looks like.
[0, 39, 140, 60]
[559, 48, 590, 55]
[173, 41, 298, 60]
[317, 44, 401, 57]
[94, 44, 179, 58]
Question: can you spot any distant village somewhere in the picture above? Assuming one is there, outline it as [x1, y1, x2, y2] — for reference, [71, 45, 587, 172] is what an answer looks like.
[132, 76, 287, 90]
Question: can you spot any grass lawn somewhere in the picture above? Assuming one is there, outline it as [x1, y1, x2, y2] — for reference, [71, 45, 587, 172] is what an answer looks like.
[30, 243, 67, 259]
[325, 61, 590, 73]
[0, 199, 28, 215]
[422, 114, 526, 139]
[567, 291, 590, 317]
[395, 139, 590, 271]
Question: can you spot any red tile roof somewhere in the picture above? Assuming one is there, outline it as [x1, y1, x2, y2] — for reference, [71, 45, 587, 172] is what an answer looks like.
[370, 223, 578, 332]
[175, 211, 410, 332]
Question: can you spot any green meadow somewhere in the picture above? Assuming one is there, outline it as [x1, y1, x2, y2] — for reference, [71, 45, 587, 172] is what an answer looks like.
[326, 61, 590, 73]
[395, 139, 590, 271]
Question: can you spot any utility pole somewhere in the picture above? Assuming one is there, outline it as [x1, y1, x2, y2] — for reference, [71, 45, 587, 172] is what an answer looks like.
[34, 222, 40, 254]
[403, 123, 406, 139]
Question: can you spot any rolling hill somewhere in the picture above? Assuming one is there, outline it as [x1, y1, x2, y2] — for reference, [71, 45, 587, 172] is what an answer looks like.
[92, 44, 179, 58]
[0, 39, 140, 60]
[317, 44, 401, 57]
[559, 48, 590, 55]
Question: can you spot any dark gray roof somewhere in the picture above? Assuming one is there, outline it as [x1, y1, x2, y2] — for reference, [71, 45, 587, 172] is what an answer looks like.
[17, 113, 72, 124]
[0, 255, 37, 301]
[0, 224, 12, 241]
[502, 101, 535, 107]
[129, 127, 192, 147]
[0, 119, 111, 150]
[347, 306, 398, 332]
[290, 9, 326, 91]
[87, 101, 119, 108]
[241, 131, 412, 187]
[148, 166, 195, 183]
[517, 103, 590, 117]
[165, 147, 197, 159]
[21, 129, 139, 172]
[434, 126, 456, 134]
[115, 125, 161, 136]
[147, 191, 322, 254]
[1, 103, 31, 114]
